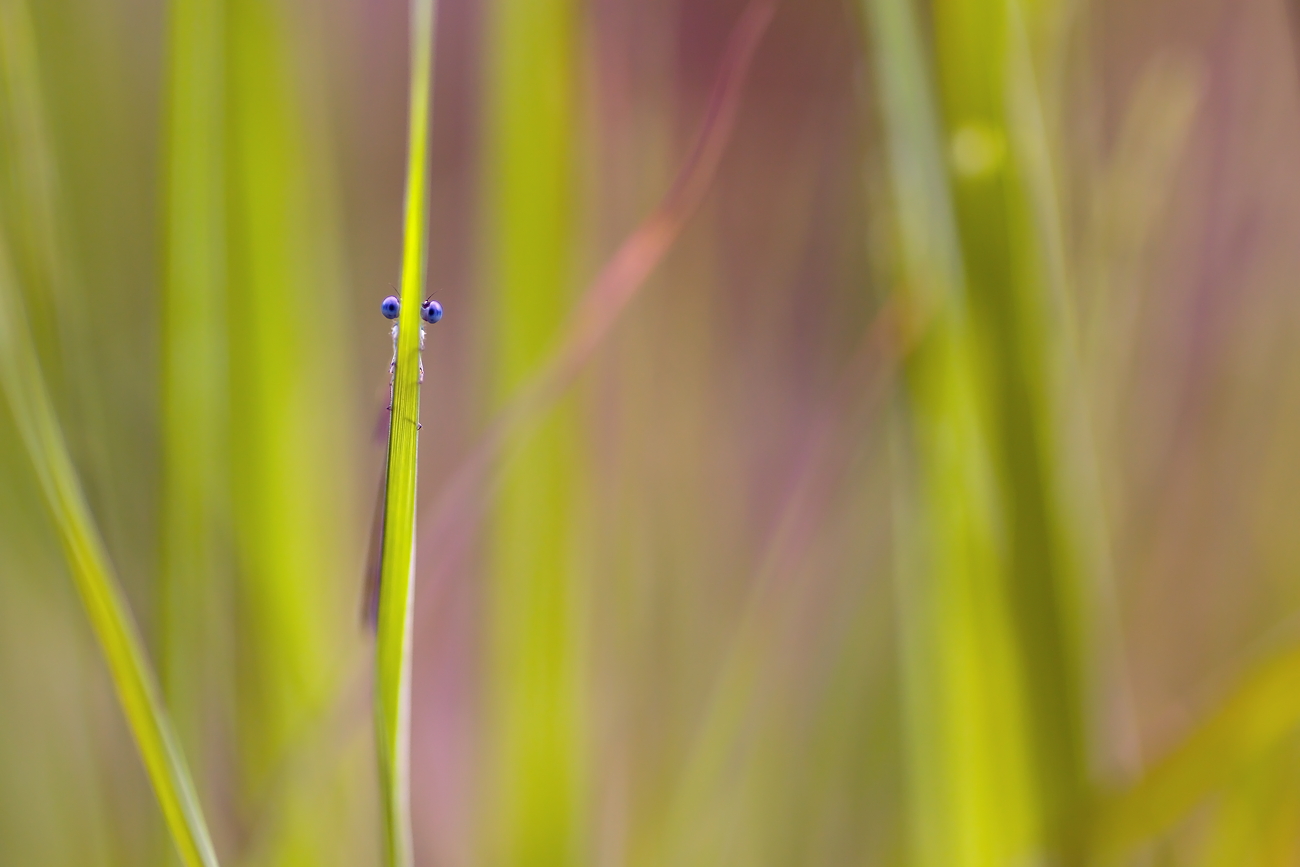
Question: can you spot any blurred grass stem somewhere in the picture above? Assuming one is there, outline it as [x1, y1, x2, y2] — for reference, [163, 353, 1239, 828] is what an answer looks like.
[160, 0, 228, 786]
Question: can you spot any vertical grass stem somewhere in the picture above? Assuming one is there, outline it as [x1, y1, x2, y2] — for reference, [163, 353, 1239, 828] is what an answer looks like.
[375, 0, 437, 865]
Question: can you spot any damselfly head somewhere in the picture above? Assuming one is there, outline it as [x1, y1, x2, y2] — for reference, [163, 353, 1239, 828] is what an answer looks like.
[380, 296, 401, 320]
[421, 298, 443, 324]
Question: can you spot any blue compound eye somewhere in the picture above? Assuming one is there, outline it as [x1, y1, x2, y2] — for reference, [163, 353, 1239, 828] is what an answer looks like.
[421, 299, 443, 324]
[380, 295, 401, 320]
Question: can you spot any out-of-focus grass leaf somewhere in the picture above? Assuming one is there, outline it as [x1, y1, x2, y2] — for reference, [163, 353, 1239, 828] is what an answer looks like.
[159, 0, 228, 776]
[865, 0, 1093, 863]
[374, 0, 437, 864]
[0, 0, 60, 348]
[927, 3, 1093, 842]
[865, 0, 1039, 864]
[1198, 734, 1300, 867]
[224, 0, 363, 862]
[0, 0, 125, 525]
[480, 0, 584, 861]
[0, 240, 220, 867]
[1092, 647, 1300, 862]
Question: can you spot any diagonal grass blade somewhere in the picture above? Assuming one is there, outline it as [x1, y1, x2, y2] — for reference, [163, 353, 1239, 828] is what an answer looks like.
[0, 240, 220, 867]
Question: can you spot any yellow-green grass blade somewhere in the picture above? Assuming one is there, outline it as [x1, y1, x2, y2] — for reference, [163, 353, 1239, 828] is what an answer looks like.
[0, 0, 65, 363]
[224, 0, 362, 861]
[866, 3, 1034, 866]
[0, 240, 220, 867]
[375, 0, 437, 864]
[480, 0, 585, 862]
[928, 0, 1093, 858]
[1220, 726, 1300, 867]
[1196, 736, 1300, 867]
[1091, 647, 1300, 862]
[0, 0, 122, 534]
[160, 0, 228, 774]
[864, 0, 1094, 862]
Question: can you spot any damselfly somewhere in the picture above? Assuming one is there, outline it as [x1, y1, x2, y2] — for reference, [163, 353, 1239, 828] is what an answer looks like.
[362, 294, 443, 630]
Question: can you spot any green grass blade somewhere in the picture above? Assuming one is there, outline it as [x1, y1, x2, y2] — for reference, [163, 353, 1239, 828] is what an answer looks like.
[160, 0, 227, 770]
[375, 0, 437, 864]
[222, 0, 366, 859]
[0, 241, 220, 867]
[480, 0, 583, 861]
[864, 0, 1074, 863]
[865, 3, 1024, 866]
[928, 1, 1093, 858]
[1092, 647, 1300, 861]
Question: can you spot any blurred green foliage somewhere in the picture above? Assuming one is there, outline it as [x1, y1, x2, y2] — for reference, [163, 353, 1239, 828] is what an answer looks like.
[6, 0, 1300, 865]
[479, 0, 585, 862]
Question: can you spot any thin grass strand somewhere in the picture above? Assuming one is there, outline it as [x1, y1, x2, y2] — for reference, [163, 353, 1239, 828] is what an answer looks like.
[374, 0, 438, 865]
[0, 240, 220, 867]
